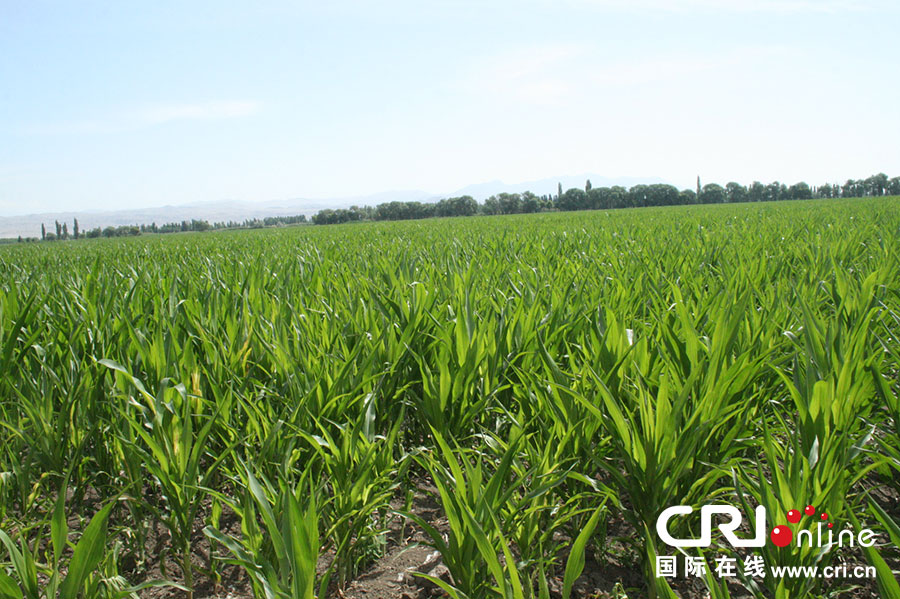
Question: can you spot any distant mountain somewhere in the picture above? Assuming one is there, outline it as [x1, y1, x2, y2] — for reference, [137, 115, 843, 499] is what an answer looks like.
[0, 201, 308, 240]
[0, 175, 669, 238]
[0, 192, 436, 239]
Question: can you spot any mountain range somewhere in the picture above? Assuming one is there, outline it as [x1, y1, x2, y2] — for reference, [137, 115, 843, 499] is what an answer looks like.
[1, 174, 667, 239]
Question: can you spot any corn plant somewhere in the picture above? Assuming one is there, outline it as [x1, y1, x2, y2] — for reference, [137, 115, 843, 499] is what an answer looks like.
[0, 197, 898, 597]
[203, 466, 324, 599]
[300, 396, 409, 585]
[404, 430, 606, 599]
[100, 360, 237, 597]
[731, 291, 891, 599]
[0, 486, 183, 599]
[554, 296, 771, 597]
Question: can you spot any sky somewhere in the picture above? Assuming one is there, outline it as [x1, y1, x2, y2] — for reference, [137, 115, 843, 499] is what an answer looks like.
[1, 0, 898, 216]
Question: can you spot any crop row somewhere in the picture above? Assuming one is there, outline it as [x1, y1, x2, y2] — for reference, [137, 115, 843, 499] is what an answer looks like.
[0, 199, 898, 598]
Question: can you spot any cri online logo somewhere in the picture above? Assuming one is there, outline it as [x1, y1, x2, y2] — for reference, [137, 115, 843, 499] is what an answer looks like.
[656, 504, 877, 549]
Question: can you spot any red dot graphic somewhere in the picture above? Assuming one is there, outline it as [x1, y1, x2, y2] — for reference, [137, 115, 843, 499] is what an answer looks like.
[787, 509, 801, 523]
[804, 505, 816, 516]
[770, 526, 793, 547]
[821, 512, 829, 521]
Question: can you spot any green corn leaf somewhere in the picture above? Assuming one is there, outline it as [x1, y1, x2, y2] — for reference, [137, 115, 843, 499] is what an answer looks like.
[50, 479, 69, 567]
[868, 497, 900, 548]
[562, 504, 604, 599]
[0, 531, 38, 599]
[847, 502, 900, 598]
[59, 499, 116, 599]
[0, 571, 22, 599]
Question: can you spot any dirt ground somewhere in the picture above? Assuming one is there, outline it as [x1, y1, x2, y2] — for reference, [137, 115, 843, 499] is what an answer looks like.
[132, 476, 897, 599]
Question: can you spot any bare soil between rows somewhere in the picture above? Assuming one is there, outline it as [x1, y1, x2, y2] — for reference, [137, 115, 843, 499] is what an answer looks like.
[125, 475, 898, 599]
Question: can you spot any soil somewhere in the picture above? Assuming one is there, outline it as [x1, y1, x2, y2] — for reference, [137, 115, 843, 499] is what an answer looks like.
[54, 476, 899, 599]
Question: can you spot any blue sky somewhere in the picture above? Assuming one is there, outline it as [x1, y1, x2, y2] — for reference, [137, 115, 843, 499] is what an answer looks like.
[1, 0, 898, 215]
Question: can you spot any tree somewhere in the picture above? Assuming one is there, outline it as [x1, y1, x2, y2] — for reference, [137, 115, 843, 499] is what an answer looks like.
[842, 179, 862, 198]
[497, 193, 521, 214]
[558, 188, 588, 211]
[587, 187, 607, 210]
[699, 183, 726, 204]
[62, 222, 68, 239]
[627, 184, 648, 208]
[889, 177, 900, 196]
[725, 182, 748, 203]
[306, 170, 896, 225]
[608, 186, 627, 209]
[73, 218, 79, 240]
[679, 189, 697, 205]
[482, 197, 501, 215]
[787, 182, 812, 200]
[748, 181, 765, 202]
[766, 181, 785, 202]
[646, 184, 680, 207]
[41, 223, 46, 241]
[55, 220, 62, 238]
[866, 173, 889, 196]
[436, 196, 477, 217]
[520, 191, 541, 213]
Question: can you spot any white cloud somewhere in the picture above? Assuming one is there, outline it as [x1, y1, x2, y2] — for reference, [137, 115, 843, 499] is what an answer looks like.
[134, 101, 260, 125]
[457, 43, 590, 106]
[457, 43, 789, 106]
[589, 45, 790, 87]
[27, 100, 260, 135]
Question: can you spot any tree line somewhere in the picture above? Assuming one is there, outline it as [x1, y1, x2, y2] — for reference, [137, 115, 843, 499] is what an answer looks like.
[311, 172, 900, 225]
[21, 172, 898, 241]
[25, 214, 308, 242]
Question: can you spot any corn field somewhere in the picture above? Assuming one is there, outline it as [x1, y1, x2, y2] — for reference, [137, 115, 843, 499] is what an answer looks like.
[1, 198, 899, 599]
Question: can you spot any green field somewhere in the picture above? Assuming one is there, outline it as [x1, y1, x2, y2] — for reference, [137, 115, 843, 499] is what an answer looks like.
[1, 199, 899, 599]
